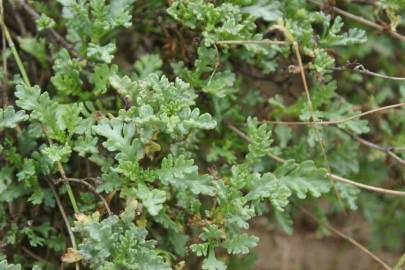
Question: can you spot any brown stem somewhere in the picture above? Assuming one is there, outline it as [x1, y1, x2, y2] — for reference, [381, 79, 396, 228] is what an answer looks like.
[55, 177, 112, 216]
[264, 102, 405, 125]
[300, 207, 392, 270]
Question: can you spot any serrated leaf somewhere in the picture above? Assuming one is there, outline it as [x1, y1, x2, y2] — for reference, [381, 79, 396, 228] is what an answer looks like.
[242, 0, 281, 22]
[222, 234, 258, 255]
[202, 249, 227, 270]
[41, 144, 72, 164]
[0, 106, 28, 129]
[137, 184, 166, 216]
[276, 160, 331, 199]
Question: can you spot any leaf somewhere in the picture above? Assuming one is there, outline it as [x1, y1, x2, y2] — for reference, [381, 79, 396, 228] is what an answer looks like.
[137, 184, 166, 216]
[158, 154, 215, 195]
[245, 172, 291, 212]
[203, 71, 236, 98]
[93, 118, 144, 161]
[275, 160, 331, 199]
[61, 248, 84, 263]
[92, 64, 118, 95]
[394, 253, 405, 270]
[41, 144, 72, 164]
[18, 37, 48, 67]
[247, 117, 273, 158]
[0, 260, 21, 270]
[202, 249, 227, 270]
[51, 49, 83, 96]
[222, 234, 258, 255]
[242, 0, 281, 22]
[133, 54, 163, 79]
[36, 14, 55, 31]
[336, 183, 360, 210]
[15, 84, 42, 111]
[0, 106, 28, 130]
[87, 43, 116, 63]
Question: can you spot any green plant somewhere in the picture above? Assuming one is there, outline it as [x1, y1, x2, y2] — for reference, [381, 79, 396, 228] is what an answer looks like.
[1, 0, 405, 269]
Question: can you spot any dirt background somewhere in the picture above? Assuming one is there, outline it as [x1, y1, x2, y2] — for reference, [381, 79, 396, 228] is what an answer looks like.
[250, 216, 400, 270]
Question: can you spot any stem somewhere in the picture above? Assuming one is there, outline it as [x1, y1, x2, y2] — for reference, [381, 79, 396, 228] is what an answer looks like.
[300, 207, 392, 270]
[0, 21, 31, 86]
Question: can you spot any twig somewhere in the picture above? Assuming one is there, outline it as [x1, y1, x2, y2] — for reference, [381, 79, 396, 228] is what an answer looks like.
[293, 42, 345, 211]
[18, 0, 81, 59]
[346, 131, 405, 165]
[265, 102, 405, 125]
[21, 246, 53, 266]
[46, 179, 80, 270]
[226, 122, 405, 197]
[300, 207, 392, 270]
[56, 177, 112, 216]
[215, 39, 289, 46]
[332, 64, 405, 81]
[308, 0, 405, 42]
[1, 0, 8, 107]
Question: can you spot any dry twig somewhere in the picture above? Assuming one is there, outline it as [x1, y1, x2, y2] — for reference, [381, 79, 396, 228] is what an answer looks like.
[56, 177, 112, 216]
[264, 102, 405, 125]
[308, 0, 405, 42]
[300, 207, 392, 270]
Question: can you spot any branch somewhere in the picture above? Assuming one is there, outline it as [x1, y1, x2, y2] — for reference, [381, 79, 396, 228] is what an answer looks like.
[56, 177, 112, 216]
[215, 39, 289, 46]
[308, 0, 405, 42]
[300, 207, 392, 270]
[226, 122, 405, 197]
[18, 0, 82, 59]
[264, 102, 405, 125]
[332, 64, 405, 81]
[46, 179, 80, 270]
[346, 131, 405, 165]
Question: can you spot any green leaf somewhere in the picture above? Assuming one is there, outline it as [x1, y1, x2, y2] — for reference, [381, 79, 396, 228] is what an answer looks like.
[36, 14, 55, 31]
[158, 154, 215, 195]
[247, 117, 273, 159]
[202, 249, 227, 270]
[41, 144, 72, 164]
[0, 260, 21, 270]
[18, 37, 48, 67]
[87, 43, 116, 63]
[0, 106, 28, 130]
[242, 0, 281, 22]
[245, 172, 291, 212]
[336, 183, 360, 210]
[137, 184, 166, 216]
[275, 160, 331, 199]
[92, 64, 118, 95]
[203, 71, 236, 98]
[93, 118, 144, 161]
[222, 234, 258, 255]
[133, 54, 163, 80]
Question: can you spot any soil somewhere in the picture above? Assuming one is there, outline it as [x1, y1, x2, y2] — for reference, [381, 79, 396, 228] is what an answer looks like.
[250, 216, 399, 270]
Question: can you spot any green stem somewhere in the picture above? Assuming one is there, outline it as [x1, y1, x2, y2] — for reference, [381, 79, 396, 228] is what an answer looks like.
[1, 24, 31, 87]
[66, 182, 79, 213]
